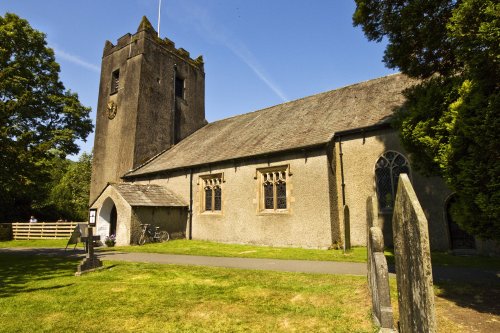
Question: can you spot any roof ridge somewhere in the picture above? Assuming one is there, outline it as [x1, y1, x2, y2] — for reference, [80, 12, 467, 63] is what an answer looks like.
[206, 72, 403, 125]
[124, 72, 412, 178]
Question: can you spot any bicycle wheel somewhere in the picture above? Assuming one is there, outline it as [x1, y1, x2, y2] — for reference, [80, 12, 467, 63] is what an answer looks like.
[139, 233, 147, 245]
[159, 231, 170, 242]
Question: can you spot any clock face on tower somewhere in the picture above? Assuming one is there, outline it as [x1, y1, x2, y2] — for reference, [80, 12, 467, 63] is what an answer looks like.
[107, 101, 117, 119]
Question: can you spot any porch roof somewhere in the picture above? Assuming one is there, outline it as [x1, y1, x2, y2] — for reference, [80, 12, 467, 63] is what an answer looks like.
[111, 183, 187, 207]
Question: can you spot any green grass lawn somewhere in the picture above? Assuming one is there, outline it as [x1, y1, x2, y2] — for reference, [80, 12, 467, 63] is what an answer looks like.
[0, 239, 69, 248]
[0, 253, 376, 333]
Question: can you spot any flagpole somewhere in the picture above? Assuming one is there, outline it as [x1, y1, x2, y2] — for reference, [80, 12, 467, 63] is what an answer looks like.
[157, 0, 162, 37]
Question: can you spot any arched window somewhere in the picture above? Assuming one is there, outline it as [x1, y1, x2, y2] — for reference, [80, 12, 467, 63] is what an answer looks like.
[375, 151, 410, 210]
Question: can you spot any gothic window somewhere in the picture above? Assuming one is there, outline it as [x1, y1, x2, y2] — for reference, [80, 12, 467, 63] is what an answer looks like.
[375, 151, 410, 210]
[259, 167, 288, 212]
[201, 175, 222, 213]
[110, 69, 119, 94]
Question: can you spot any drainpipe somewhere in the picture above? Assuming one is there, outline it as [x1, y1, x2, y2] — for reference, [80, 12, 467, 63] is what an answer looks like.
[172, 64, 177, 145]
[188, 168, 193, 240]
[338, 136, 346, 206]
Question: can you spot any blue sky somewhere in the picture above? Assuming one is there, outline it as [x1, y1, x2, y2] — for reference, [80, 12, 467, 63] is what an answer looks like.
[0, 0, 395, 159]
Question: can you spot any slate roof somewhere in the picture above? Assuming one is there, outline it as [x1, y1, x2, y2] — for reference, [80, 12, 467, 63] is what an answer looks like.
[125, 73, 415, 178]
[111, 183, 187, 206]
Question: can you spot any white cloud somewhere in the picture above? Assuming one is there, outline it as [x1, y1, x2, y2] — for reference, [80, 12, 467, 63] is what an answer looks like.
[53, 47, 100, 73]
[170, 1, 289, 102]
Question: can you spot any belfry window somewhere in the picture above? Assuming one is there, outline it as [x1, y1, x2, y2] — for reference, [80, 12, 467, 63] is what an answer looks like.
[175, 76, 184, 99]
[201, 175, 222, 213]
[375, 151, 410, 210]
[110, 69, 119, 95]
[259, 167, 288, 212]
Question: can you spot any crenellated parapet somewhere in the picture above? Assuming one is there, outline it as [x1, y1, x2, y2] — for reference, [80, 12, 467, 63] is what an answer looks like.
[102, 16, 204, 70]
[91, 15, 206, 203]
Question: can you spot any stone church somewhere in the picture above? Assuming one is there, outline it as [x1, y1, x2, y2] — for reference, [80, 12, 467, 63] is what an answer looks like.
[89, 17, 477, 252]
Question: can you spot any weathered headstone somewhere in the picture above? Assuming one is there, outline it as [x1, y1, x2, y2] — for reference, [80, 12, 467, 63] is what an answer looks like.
[392, 174, 436, 333]
[343, 205, 351, 252]
[75, 226, 103, 276]
[76, 211, 103, 276]
[368, 226, 393, 329]
[366, 195, 379, 285]
[65, 225, 82, 250]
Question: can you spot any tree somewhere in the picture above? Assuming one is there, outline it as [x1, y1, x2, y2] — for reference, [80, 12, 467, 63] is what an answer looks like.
[0, 13, 93, 221]
[49, 153, 92, 221]
[353, 0, 499, 240]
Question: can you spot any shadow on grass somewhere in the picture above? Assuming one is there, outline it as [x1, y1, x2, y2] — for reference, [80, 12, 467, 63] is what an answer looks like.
[385, 250, 499, 316]
[434, 280, 500, 317]
[0, 253, 80, 298]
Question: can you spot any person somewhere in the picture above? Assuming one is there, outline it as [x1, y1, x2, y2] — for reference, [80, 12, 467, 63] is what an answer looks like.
[29, 216, 38, 223]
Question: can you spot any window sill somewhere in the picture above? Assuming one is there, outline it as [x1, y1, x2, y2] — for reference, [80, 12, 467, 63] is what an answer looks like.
[257, 210, 289, 216]
[200, 211, 222, 216]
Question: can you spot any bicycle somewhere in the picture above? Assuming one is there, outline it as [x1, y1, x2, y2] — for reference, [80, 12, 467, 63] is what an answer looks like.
[138, 224, 170, 245]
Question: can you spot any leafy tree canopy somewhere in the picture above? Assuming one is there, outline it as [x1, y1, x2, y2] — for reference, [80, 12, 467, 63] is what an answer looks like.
[354, 0, 499, 240]
[49, 153, 92, 221]
[0, 13, 93, 221]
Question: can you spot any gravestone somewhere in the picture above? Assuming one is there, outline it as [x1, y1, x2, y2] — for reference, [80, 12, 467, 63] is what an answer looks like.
[392, 174, 436, 333]
[75, 226, 103, 276]
[343, 205, 351, 252]
[65, 225, 82, 250]
[368, 226, 393, 329]
[366, 195, 378, 284]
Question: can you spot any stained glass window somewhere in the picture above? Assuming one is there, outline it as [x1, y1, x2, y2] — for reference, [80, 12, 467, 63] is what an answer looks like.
[277, 182, 287, 209]
[205, 187, 212, 211]
[260, 169, 288, 211]
[202, 176, 222, 212]
[214, 186, 221, 211]
[264, 182, 274, 209]
[375, 151, 410, 210]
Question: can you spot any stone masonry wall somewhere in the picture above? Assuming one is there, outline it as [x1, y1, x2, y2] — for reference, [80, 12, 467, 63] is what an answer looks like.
[335, 129, 451, 250]
[134, 150, 336, 249]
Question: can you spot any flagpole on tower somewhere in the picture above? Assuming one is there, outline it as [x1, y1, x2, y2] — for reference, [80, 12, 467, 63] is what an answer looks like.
[157, 0, 162, 37]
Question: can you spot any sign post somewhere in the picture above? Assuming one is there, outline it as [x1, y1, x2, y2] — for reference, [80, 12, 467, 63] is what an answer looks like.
[75, 208, 103, 276]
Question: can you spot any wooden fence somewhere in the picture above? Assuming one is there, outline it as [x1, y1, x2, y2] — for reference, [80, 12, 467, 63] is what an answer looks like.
[12, 222, 79, 240]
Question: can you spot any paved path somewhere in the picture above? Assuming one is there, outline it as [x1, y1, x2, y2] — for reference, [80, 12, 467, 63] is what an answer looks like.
[0, 247, 367, 275]
[1, 247, 498, 283]
[97, 251, 368, 275]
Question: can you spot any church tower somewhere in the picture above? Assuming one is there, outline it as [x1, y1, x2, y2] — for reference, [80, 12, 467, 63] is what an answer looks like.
[90, 17, 206, 202]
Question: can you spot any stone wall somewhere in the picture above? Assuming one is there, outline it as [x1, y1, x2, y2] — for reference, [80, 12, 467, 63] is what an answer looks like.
[133, 206, 187, 237]
[135, 149, 337, 249]
[335, 128, 451, 250]
[392, 174, 436, 333]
